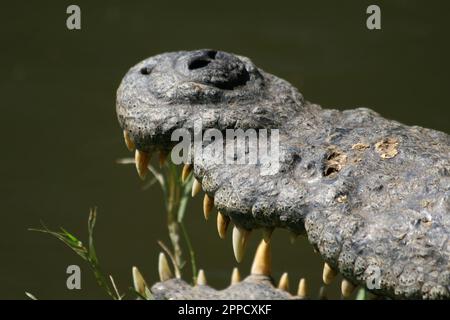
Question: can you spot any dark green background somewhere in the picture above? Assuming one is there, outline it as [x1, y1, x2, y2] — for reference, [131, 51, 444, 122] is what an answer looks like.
[0, 0, 448, 299]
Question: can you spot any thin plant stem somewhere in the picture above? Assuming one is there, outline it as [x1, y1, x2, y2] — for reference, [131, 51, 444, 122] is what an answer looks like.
[165, 163, 184, 271]
[180, 221, 197, 284]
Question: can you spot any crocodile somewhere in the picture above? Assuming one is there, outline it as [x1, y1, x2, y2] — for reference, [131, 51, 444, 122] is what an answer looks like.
[116, 49, 450, 300]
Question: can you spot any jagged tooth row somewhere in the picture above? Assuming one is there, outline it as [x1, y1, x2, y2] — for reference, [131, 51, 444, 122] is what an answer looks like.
[128, 139, 273, 266]
[152, 241, 351, 299]
[128, 140, 280, 267]
[150, 238, 317, 299]
[125, 139, 361, 299]
[190, 175, 271, 263]
[131, 145, 270, 267]
[191, 174, 256, 264]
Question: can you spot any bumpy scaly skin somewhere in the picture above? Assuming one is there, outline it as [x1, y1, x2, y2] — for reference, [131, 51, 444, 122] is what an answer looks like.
[117, 49, 450, 299]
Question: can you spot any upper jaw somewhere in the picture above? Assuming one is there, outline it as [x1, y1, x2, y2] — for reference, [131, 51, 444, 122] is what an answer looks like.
[116, 49, 309, 268]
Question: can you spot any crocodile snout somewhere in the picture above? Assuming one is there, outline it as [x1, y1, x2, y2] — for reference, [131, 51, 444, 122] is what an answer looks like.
[117, 50, 450, 299]
[116, 49, 302, 153]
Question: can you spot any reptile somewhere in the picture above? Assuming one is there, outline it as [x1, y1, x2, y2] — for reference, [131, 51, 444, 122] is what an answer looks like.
[116, 49, 450, 299]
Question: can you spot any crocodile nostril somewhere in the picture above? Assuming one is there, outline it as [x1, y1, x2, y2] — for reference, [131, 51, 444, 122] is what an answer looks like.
[140, 66, 153, 75]
[206, 50, 217, 59]
[188, 50, 217, 70]
[188, 59, 211, 70]
[178, 50, 251, 90]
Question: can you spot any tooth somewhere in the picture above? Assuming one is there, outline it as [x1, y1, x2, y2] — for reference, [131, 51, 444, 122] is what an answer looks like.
[231, 267, 241, 285]
[181, 164, 193, 182]
[123, 130, 135, 151]
[132, 266, 148, 296]
[278, 272, 290, 292]
[322, 262, 337, 285]
[251, 239, 271, 276]
[341, 279, 356, 298]
[297, 278, 308, 299]
[203, 194, 214, 220]
[135, 150, 150, 180]
[289, 231, 298, 244]
[262, 227, 274, 243]
[232, 226, 250, 263]
[217, 212, 230, 239]
[192, 179, 202, 197]
[196, 269, 207, 286]
[158, 252, 173, 281]
[318, 285, 328, 300]
[159, 151, 167, 167]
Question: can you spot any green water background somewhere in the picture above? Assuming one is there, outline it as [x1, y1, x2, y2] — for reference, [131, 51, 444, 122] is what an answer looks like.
[0, 0, 449, 299]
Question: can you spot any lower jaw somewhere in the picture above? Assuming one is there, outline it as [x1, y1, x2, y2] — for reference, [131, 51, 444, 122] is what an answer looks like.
[145, 238, 360, 300]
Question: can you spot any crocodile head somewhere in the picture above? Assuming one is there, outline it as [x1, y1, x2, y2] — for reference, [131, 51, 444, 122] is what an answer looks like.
[117, 49, 450, 299]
